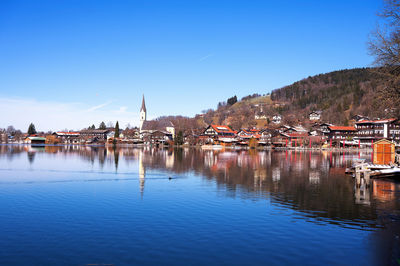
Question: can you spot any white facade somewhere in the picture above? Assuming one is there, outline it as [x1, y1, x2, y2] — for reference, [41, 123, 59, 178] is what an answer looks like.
[140, 110, 146, 130]
[272, 115, 282, 124]
[309, 111, 322, 121]
[139, 95, 147, 131]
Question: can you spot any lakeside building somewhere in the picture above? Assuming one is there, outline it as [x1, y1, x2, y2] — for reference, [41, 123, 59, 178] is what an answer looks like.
[280, 132, 310, 146]
[237, 129, 261, 140]
[282, 125, 308, 134]
[79, 129, 111, 141]
[203, 125, 236, 138]
[259, 129, 279, 146]
[202, 125, 237, 144]
[142, 130, 173, 144]
[24, 136, 46, 145]
[318, 123, 334, 136]
[327, 126, 356, 141]
[355, 118, 400, 145]
[54, 131, 81, 144]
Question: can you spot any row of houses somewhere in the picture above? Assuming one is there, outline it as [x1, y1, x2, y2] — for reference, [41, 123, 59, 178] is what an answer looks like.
[254, 110, 322, 124]
[198, 118, 400, 147]
[52, 127, 174, 145]
[22, 117, 400, 147]
[254, 111, 371, 125]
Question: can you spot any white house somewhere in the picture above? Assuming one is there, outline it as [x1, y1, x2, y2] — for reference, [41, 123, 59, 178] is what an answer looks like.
[272, 115, 282, 124]
[309, 111, 322, 121]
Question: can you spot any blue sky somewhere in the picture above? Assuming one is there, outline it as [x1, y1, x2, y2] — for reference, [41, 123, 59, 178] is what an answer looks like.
[0, 0, 381, 131]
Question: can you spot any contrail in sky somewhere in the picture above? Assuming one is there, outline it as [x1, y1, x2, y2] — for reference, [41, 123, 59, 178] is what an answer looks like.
[199, 54, 214, 62]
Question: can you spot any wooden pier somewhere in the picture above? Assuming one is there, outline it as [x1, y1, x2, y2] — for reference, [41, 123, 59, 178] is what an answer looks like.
[351, 139, 400, 186]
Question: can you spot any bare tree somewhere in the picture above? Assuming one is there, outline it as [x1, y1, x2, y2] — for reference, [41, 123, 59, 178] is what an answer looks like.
[369, 0, 400, 115]
[6, 125, 15, 135]
[106, 121, 115, 128]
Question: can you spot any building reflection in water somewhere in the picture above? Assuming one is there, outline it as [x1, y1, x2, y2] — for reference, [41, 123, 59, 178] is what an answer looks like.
[272, 167, 280, 182]
[309, 171, 320, 185]
[354, 180, 371, 205]
[372, 179, 398, 202]
[139, 149, 146, 198]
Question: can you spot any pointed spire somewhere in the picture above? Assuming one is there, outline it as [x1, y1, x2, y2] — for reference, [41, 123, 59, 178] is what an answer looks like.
[140, 95, 146, 112]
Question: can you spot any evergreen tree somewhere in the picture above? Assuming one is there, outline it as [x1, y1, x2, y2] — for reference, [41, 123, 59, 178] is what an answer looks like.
[114, 121, 120, 138]
[227, 95, 238, 105]
[27, 123, 37, 135]
[175, 131, 184, 145]
[99, 121, 106, 129]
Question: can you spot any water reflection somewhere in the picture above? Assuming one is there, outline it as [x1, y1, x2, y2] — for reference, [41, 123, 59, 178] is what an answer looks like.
[1, 145, 399, 264]
[1, 145, 396, 226]
[139, 149, 145, 197]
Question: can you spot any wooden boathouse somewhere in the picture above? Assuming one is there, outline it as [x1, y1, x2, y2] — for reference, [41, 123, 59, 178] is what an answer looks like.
[373, 139, 395, 165]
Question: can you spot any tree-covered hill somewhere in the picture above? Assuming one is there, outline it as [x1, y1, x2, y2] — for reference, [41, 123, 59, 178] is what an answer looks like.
[269, 68, 385, 124]
[156, 67, 395, 132]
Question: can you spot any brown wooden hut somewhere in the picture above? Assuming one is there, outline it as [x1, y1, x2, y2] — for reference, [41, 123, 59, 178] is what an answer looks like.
[373, 139, 395, 165]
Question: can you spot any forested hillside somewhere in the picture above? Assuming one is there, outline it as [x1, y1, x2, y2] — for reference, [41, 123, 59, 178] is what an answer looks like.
[157, 67, 394, 132]
[270, 68, 385, 124]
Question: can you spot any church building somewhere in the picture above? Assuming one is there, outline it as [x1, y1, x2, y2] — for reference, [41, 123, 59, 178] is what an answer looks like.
[139, 95, 175, 137]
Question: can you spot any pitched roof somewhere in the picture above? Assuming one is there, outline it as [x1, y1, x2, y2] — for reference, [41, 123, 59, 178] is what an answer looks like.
[141, 120, 174, 131]
[355, 118, 397, 124]
[309, 110, 322, 115]
[140, 95, 146, 112]
[80, 129, 110, 133]
[27, 136, 46, 141]
[210, 125, 235, 134]
[56, 132, 80, 136]
[374, 139, 395, 145]
[328, 126, 356, 131]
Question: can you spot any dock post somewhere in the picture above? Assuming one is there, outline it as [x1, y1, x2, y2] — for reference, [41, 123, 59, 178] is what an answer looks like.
[364, 170, 370, 187]
[355, 170, 361, 187]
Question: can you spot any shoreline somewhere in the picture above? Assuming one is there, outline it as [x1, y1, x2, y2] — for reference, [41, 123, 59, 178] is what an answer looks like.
[0, 142, 373, 152]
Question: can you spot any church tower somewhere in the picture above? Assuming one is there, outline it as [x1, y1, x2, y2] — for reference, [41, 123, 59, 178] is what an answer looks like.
[140, 95, 147, 130]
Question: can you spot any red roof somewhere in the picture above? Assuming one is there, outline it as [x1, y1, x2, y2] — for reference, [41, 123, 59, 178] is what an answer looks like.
[210, 125, 235, 134]
[286, 132, 309, 137]
[329, 126, 356, 131]
[356, 118, 397, 124]
[56, 131, 80, 135]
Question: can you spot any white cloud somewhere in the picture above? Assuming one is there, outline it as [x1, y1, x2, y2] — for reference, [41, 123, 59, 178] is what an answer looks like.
[87, 101, 112, 112]
[0, 98, 139, 132]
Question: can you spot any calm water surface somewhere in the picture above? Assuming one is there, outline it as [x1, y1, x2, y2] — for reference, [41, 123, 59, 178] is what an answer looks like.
[0, 145, 399, 265]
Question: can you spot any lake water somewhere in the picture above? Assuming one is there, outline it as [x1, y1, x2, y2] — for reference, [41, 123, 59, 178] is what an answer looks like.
[0, 145, 399, 265]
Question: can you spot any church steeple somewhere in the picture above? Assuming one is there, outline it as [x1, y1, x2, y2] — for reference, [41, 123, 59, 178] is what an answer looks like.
[140, 95, 146, 112]
[139, 95, 147, 131]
